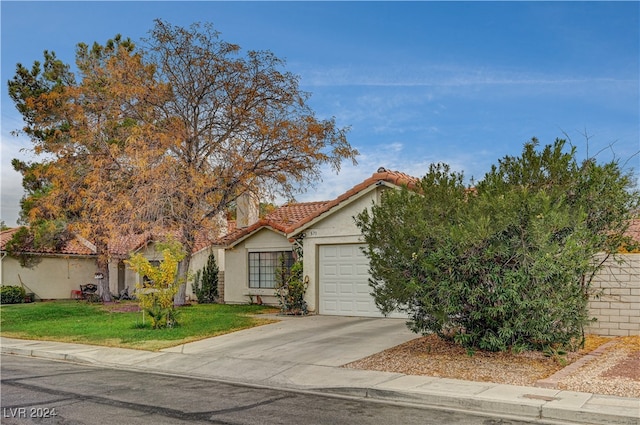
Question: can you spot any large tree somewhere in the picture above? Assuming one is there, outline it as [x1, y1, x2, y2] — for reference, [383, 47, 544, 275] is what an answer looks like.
[9, 21, 358, 304]
[131, 20, 357, 304]
[356, 139, 638, 352]
[8, 36, 168, 300]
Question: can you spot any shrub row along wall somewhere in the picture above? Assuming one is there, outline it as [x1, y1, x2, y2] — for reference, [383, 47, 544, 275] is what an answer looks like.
[586, 253, 640, 337]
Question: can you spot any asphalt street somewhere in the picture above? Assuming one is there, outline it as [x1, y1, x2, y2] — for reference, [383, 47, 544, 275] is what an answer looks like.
[1, 354, 545, 425]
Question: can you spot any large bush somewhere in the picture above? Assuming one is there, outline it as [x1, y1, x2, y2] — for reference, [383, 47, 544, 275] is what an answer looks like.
[356, 139, 638, 352]
[1, 285, 26, 304]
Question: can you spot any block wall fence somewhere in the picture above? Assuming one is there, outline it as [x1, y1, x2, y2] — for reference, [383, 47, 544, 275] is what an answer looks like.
[586, 253, 640, 337]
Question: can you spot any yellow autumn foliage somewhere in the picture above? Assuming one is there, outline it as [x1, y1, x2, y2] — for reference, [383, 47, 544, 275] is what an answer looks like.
[126, 239, 186, 328]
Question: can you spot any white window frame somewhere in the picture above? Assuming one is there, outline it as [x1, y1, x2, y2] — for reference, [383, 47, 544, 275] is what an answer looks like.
[248, 251, 294, 289]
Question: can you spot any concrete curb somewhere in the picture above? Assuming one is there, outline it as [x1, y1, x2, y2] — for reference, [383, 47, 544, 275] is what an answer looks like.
[2, 338, 638, 425]
[1, 345, 97, 365]
[315, 386, 639, 425]
[360, 388, 639, 425]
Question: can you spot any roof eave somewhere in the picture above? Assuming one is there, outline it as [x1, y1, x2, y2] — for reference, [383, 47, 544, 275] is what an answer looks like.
[288, 180, 397, 238]
[225, 225, 287, 249]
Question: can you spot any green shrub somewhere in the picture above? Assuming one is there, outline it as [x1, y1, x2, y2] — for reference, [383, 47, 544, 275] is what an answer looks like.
[356, 139, 639, 352]
[275, 260, 308, 315]
[1, 285, 26, 304]
[192, 251, 218, 303]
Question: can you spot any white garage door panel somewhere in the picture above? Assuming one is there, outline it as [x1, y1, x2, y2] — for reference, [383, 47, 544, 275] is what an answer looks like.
[319, 244, 384, 317]
[320, 244, 407, 318]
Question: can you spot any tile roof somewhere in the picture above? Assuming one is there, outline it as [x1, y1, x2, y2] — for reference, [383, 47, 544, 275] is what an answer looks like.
[625, 218, 640, 243]
[1, 228, 217, 258]
[217, 201, 331, 246]
[3, 177, 638, 256]
[0, 227, 96, 256]
[218, 168, 420, 246]
[109, 230, 218, 257]
[108, 233, 152, 257]
[1, 169, 418, 253]
[215, 169, 640, 249]
[0, 228, 19, 249]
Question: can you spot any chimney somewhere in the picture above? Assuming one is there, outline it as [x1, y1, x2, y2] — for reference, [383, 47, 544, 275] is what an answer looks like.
[208, 211, 229, 239]
[236, 191, 259, 228]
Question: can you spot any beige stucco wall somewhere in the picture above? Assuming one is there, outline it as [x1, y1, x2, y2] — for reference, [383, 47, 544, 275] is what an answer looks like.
[1, 255, 97, 299]
[187, 247, 224, 301]
[300, 188, 379, 313]
[586, 253, 640, 337]
[1, 240, 222, 301]
[223, 228, 292, 305]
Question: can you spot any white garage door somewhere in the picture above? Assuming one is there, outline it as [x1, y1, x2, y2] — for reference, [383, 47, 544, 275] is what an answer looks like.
[319, 244, 384, 317]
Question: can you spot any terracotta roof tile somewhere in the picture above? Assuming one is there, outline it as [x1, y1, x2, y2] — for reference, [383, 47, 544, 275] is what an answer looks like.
[625, 218, 640, 243]
[218, 169, 420, 246]
[108, 233, 152, 257]
[217, 201, 331, 246]
[0, 228, 20, 250]
[294, 168, 418, 230]
[265, 201, 333, 233]
[109, 230, 218, 257]
[0, 227, 95, 256]
[2, 227, 217, 258]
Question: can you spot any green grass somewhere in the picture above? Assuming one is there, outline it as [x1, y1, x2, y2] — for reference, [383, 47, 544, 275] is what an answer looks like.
[0, 301, 279, 351]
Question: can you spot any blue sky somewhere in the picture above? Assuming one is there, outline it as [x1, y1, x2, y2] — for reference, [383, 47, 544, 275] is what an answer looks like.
[1, 1, 638, 227]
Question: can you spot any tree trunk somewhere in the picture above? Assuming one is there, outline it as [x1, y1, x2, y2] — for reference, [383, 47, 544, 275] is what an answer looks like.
[98, 262, 113, 302]
[173, 255, 190, 306]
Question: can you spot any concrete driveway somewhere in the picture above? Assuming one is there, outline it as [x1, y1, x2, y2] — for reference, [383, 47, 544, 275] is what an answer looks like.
[162, 315, 418, 367]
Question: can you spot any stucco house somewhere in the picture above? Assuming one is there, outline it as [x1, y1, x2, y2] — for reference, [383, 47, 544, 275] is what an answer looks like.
[1, 229, 218, 300]
[218, 168, 417, 317]
[218, 169, 640, 330]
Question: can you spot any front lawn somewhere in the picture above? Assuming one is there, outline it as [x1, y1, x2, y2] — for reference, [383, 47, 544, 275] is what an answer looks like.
[0, 301, 278, 351]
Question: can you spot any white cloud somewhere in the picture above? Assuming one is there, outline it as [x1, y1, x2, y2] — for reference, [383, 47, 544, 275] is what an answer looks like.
[388, 142, 403, 152]
[293, 143, 481, 204]
[1, 145, 28, 227]
[1, 116, 34, 227]
[302, 61, 634, 89]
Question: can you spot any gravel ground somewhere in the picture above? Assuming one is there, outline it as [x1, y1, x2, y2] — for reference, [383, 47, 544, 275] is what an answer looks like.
[557, 337, 640, 398]
[344, 334, 640, 398]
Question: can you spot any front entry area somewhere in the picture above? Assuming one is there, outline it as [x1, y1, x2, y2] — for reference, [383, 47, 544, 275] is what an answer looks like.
[318, 244, 385, 317]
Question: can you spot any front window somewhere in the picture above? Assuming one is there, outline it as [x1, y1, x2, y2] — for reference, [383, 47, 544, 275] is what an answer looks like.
[248, 251, 294, 289]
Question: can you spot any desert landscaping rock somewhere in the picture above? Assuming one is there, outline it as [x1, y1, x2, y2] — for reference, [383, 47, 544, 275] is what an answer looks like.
[558, 338, 640, 398]
[345, 334, 640, 398]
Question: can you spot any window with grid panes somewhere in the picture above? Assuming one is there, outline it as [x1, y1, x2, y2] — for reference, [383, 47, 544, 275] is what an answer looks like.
[248, 251, 294, 288]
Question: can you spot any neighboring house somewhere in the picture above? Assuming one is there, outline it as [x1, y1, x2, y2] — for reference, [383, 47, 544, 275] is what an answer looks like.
[1, 228, 220, 300]
[1, 228, 98, 299]
[219, 168, 417, 317]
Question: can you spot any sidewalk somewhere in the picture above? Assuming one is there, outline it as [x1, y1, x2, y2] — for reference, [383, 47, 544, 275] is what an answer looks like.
[1, 320, 639, 425]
